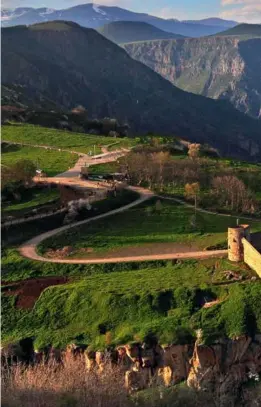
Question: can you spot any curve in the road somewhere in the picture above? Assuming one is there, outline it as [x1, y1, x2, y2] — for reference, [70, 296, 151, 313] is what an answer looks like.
[14, 140, 228, 265]
[19, 185, 227, 264]
[19, 186, 158, 262]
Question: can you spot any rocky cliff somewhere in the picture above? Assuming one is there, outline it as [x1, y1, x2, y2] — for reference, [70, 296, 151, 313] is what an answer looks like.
[3, 335, 261, 406]
[2, 22, 261, 161]
[124, 36, 261, 119]
[87, 335, 261, 406]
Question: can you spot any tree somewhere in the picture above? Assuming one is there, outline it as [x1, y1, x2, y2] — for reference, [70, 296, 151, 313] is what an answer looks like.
[188, 143, 202, 159]
[14, 160, 36, 184]
[185, 182, 200, 214]
[1, 159, 36, 191]
[212, 175, 256, 214]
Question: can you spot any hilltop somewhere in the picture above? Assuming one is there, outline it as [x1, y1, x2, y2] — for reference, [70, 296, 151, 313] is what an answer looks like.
[216, 23, 261, 37]
[98, 21, 184, 44]
[2, 21, 261, 160]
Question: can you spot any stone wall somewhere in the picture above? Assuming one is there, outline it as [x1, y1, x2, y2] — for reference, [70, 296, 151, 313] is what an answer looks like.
[242, 238, 261, 277]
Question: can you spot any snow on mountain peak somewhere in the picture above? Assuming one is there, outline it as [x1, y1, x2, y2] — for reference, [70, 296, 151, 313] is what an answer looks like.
[92, 3, 107, 16]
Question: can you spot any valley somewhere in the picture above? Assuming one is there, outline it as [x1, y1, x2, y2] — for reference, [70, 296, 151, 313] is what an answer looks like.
[124, 24, 261, 119]
[1, 6, 261, 406]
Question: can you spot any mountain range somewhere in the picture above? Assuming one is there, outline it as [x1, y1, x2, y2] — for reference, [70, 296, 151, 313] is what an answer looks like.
[124, 24, 261, 119]
[2, 21, 261, 161]
[1, 4, 238, 37]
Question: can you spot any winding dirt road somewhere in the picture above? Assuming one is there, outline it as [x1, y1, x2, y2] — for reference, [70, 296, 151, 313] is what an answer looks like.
[19, 184, 227, 263]
[13, 140, 227, 264]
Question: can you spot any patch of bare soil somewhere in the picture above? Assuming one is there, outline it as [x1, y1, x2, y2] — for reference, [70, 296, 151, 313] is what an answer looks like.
[2, 277, 69, 309]
[72, 242, 200, 259]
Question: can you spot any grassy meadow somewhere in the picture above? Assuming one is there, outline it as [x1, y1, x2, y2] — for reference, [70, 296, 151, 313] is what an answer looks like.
[2, 124, 138, 154]
[39, 197, 261, 258]
[2, 188, 60, 217]
[2, 257, 260, 348]
[1, 144, 78, 177]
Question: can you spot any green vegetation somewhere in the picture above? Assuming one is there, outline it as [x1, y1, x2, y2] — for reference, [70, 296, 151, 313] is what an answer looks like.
[2, 188, 59, 217]
[39, 198, 261, 258]
[88, 161, 119, 174]
[217, 23, 261, 38]
[1, 144, 77, 177]
[2, 22, 261, 161]
[2, 189, 139, 248]
[2, 257, 259, 348]
[2, 124, 137, 155]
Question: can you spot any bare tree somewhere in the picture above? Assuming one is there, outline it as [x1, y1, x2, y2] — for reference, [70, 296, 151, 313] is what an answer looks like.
[185, 182, 200, 215]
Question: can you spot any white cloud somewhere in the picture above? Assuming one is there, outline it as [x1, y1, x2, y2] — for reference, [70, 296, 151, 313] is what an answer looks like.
[221, 0, 259, 4]
[220, 0, 261, 23]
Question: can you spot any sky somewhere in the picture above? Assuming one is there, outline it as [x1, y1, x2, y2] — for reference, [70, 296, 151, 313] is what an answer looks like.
[2, 0, 261, 23]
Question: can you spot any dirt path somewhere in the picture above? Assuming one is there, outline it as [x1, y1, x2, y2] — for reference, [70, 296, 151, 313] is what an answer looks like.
[158, 195, 261, 222]
[2, 141, 129, 227]
[19, 186, 159, 262]
[15, 141, 228, 265]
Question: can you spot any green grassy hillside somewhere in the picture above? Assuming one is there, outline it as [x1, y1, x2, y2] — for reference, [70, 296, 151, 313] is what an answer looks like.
[39, 198, 261, 258]
[1, 144, 78, 177]
[2, 258, 260, 348]
[2, 124, 136, 154]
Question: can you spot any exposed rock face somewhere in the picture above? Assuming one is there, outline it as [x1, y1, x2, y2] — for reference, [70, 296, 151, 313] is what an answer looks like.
[2, 22, 261, 161]
[83, 337, 261, 404]
[187, 336, 261, 406]
[124, 37, 261, 119]
[2, 336, 261, 405]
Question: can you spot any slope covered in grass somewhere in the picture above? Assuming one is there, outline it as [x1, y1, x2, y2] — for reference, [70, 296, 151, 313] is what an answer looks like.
[2, 124, 136, 154]
[2, 258, 260, 348]
[39, 198, 261, 257]
[1, 144, 78, 177]
[2, 188, 59, 217]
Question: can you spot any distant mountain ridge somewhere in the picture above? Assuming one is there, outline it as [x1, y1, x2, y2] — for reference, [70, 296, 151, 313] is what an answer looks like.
[98, 21, 184, 44]
[216, 23, 261, 37]
[184, 18, 238, 28]
[1, 4, 239, 37]
[2, 21, 261, 161]
[124, 24, 261, 119]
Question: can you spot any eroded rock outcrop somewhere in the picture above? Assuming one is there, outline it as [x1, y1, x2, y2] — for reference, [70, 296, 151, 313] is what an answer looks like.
[2, 335, 261, 405]
[124, 37, 261, 120]
[187, 335, 261, 406]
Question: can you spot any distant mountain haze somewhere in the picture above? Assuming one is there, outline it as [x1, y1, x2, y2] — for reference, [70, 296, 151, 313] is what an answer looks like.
[98, 21, 184, 44]
[124, 24, 261, 119]
[215, 23, 261, 37]
[1, 3, 239, 37]
[183, 18, 238, 28]
[2, 21, 261, 161]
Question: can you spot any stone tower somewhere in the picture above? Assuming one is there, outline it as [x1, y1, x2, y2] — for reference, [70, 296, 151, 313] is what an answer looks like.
[228, 225, 250, 262]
